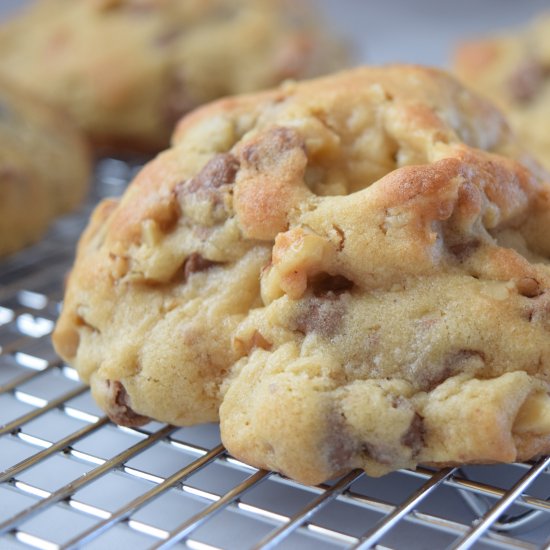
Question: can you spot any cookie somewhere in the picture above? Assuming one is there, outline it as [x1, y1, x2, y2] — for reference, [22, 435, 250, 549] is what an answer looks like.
[0, 78, 90, 257]
[53, 65, 550, 484]
[0, 0, 347, 154]
[454, 15, 550, 171]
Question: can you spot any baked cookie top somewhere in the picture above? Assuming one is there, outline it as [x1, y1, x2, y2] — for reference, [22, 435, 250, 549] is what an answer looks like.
[0, 0, 347, 153]
[454, 14, 550, 171]
[0, 78, 90, 257]
[54, 65, 550, 483]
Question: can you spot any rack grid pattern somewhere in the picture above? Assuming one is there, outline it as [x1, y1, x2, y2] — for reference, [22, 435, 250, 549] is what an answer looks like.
[0, 161, 549, 550]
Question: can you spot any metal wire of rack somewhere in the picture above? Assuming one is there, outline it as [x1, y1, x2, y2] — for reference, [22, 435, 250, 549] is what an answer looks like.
[1, 160, 550, 550]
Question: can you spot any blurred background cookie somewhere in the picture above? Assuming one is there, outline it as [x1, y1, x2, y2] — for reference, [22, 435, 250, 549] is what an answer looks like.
[0, 78, 90, 256]
[0, 0, 348, 154]
[454, 14, 550, 171]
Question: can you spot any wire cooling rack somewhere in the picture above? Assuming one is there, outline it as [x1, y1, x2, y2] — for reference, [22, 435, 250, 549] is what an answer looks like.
[1, 160, 550, 550]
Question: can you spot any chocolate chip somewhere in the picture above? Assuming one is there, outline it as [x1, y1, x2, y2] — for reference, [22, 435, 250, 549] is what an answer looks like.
[420, 365, 452, 392]
[517, 277, 543, 298]
[242, 127, 304, 168]
[182, 253, 221, 281]
[333, 224, 346, 252]
[91, 0, 123, 11]
[187, 153, 240, 193]
[154, 28, 182, 48]
[176, 153, 240, 224]
[0, 166, 23, 182]
[310, 273, 354, 297]
[292, 296, 345, 337]
[94, 0, 161, 12]
[449, 239, 480, 261]
[107, 380, 150, 427]
[164, 72, 196, 128]
[361, 441, 395, 465]
[401, 413, 424, 456]
[445, 349, 485, 366]
[327, 412, 354, 471]
[179, 153, 240, 215]
[526, 292, 550, 325]
[507, 58, 546, 103]
[420, 349, 485, 391]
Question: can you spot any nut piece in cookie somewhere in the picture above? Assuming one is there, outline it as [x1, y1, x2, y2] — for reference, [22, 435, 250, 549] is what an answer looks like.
[54, 65, 550, 484]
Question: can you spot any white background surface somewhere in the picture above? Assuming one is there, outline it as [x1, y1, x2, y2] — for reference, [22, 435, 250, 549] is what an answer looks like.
[4, 0, 550, 67]
[318, 0, 550, 66]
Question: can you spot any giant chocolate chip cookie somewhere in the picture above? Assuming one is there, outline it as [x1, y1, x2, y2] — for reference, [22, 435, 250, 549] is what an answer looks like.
[54, 66, 550, 483]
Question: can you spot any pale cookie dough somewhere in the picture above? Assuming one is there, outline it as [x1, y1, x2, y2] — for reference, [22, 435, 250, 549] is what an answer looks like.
[0, 0, 347, 153]
[454, 14, 550, 171]
[0, 78, 90, 257]
[54, 66, 550, 484]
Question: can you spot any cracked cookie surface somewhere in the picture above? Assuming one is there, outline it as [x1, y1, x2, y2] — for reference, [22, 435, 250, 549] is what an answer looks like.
[0, 78, 90, 257]
[454, 14, 550, 171]
[0, 0, 346, 153]
[54, 65, 550, 483]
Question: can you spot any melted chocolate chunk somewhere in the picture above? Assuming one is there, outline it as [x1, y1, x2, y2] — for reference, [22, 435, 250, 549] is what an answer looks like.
[182, 253, 221, 281]
[107, 380, 150, 427]
[361, 441, 395, 465]
[526, 291, 550, 325]
[242, 127, 305, 168]
[310, 273, 354, 297]
[333, 224, 346, 251]
[507, 58, 546, 103]
[163, 71, 197, 129]
[0, 167, 24, 182]
[155, 27, 182, 48]
[177, 153, 240, 219]
[421, 349, 485, 391]
[187, 153, 240, 193]
[327, 412, 354, 471]
[401, 413, 425, 456]
[97, 0, 160, 14]
[449, 239, 480, 261]
[174, 154, 240, 230]
[292, 296, 345, 337]
[445, 349, 485, 367]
